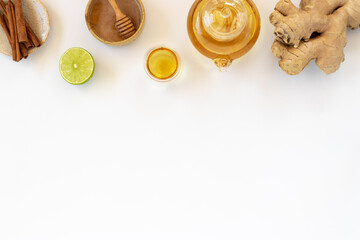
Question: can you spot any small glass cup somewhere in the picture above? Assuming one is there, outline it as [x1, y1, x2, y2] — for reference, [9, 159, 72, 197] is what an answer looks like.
[145, 47, 181, 82]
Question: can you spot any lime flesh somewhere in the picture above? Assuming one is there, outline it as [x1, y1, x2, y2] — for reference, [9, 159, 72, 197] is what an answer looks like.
[59, 48, 95, 85]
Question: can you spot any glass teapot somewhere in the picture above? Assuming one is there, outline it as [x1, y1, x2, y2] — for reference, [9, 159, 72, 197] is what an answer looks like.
[187, 0, 261, 71]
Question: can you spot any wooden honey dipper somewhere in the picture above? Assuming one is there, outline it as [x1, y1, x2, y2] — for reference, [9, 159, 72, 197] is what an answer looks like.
[107, 0, 136, 38]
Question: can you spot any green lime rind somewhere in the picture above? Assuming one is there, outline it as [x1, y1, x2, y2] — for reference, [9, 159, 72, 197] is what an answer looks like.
[59, 47, 95, 85]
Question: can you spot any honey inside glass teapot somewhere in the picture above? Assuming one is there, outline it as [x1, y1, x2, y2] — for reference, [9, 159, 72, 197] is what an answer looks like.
[187, 0, 261, 71]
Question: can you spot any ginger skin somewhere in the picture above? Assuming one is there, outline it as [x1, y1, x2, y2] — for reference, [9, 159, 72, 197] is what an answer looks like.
[270, 0, 360, 75]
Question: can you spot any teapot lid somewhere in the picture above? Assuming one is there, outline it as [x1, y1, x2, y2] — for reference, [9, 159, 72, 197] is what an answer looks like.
[202, 0, 248, 42]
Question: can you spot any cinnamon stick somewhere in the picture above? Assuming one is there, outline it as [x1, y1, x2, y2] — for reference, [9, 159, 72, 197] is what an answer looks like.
[6, 2, 22, 61]
[25, 21, 40, 47]
[0, 1, 6, 13]
[24, 38, 32, 48]
[13, 0, 28, 43]
[0, 14, 10, 42]
[5, 3, 16, 60]
[0, 1, 8, 26]
[11, 2, 22, 61]
[20, 43, 28, 59]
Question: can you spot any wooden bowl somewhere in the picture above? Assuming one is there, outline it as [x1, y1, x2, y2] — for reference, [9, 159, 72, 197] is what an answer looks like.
[0, 0, 50, 56]
[85, 0, 145, 46]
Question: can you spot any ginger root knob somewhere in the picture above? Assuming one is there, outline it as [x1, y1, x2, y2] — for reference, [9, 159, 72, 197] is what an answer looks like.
[270, 0, 360, 75]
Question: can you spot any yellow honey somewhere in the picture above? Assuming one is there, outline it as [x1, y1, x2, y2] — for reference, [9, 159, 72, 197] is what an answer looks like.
[146, 47, 179, 81]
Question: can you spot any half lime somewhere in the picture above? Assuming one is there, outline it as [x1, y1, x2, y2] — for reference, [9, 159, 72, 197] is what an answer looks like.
[59, 47, 95, 85]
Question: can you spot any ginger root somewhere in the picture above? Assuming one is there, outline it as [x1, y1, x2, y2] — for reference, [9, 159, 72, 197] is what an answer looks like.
[270, 0, 360, 75]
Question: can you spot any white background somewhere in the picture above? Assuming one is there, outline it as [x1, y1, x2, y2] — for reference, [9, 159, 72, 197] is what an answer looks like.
[1, 0, 360, 239]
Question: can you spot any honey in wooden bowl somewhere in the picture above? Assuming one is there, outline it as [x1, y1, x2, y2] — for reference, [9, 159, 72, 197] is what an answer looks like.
[85, 0, 145, 46]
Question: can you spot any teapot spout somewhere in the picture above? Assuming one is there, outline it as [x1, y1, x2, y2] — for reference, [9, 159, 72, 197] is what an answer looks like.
[214, 57, 232, 72]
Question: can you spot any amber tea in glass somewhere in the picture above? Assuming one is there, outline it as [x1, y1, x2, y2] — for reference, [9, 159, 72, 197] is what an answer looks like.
[187, 0, 261, 71]
[145, 47, 181, 82]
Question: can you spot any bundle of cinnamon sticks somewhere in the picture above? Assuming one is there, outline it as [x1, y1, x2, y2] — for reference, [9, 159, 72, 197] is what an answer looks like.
[0, 0, 40, 62]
